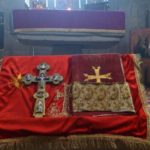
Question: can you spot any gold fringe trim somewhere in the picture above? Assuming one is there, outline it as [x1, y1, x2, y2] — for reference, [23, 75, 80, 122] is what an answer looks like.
[132, 54, 150, 140]
[62, 83, 71, 116]
[0, 134, 149, 150]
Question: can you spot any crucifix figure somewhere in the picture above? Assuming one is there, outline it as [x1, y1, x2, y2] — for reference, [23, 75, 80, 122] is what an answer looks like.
[22, 63, 63, 118]
[84, 66, 112, 83]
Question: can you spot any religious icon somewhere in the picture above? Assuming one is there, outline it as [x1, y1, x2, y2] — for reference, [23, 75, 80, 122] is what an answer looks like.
[36, 100, 43, 113]
[84, 66, 112, 83]
[22, 63, 64, 118]
[29, 0, 47, 9]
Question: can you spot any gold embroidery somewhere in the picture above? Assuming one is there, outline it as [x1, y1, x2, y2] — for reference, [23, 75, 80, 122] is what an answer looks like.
[62, 84, 71, 116]
[55, 90, 64, 100]
[72, 83, 80, 99]
[109, 84, 119, 100]
[133, 54, 150, 140]
[47, 84, 70, 117]
[81, 85, 93, 100]
[47, 102, 61, 117]
[96, 85, 106, 101]
[84, 66, 112, 83]
[72, 82, 135, 113]
[11, 74, 23, 88]
[120, 83, 130, 99]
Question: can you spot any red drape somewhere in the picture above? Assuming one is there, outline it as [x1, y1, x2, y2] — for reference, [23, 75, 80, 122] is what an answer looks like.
[0, 54, 148, 139]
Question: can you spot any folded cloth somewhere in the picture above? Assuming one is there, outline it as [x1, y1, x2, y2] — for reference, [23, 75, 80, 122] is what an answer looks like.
[69, 54, 135, 114]
[70, 54, 125, 84]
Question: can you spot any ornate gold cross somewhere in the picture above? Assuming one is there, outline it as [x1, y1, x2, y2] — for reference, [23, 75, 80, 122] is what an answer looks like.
[22, 63, 63, 118]
[84, 66, 112, 83]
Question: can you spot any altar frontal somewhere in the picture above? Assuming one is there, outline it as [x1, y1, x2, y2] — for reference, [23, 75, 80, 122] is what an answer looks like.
[0, 54, 149, 140]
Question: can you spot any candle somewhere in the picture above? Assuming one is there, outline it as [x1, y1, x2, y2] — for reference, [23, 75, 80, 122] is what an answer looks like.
[79, 0, 81, 9]
[25, 0, 30, 7]
[46, 0, 48, 7]
[54, 0, 56, 8]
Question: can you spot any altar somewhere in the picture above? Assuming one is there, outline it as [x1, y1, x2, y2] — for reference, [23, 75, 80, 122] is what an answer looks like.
[12, 9, 125, 48]
[0, 54, 150, 150]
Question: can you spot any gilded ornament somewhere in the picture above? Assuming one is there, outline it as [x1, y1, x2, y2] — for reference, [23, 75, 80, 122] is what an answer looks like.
[96, 85, 106, 101]
[120, 84, 130, 99]
[109, 85, 119, 100]
[82, 85, 93, 100]
[72, 83, 80, 99]
[47, 102, 61, 117]
[11, 74, 23, 88]
[71, 82, 135, 113]
[84, 66, 112, 83]
[22, 62, 64, 118]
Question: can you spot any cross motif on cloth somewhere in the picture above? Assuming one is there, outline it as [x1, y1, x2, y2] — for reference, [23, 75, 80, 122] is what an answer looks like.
[84, 66, 112, 83]
[22, 63, 63, 118]
[55, 90, 64, 100]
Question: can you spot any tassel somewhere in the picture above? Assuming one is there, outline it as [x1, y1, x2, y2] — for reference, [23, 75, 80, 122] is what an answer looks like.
[133, 54, 150, 140]
[0, 134, 150, 150]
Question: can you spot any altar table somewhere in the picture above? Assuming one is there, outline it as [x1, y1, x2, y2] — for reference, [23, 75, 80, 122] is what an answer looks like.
[12, 10, 125, 47]
[0, 54, 149, 142]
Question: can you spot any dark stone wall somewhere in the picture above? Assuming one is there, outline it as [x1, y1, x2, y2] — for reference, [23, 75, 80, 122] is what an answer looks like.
[0, 0, 150, 56]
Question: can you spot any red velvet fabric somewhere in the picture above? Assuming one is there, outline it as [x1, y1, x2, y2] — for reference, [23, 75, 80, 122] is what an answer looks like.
[70, 54, 125, 83]
[0, 54, 147, 139]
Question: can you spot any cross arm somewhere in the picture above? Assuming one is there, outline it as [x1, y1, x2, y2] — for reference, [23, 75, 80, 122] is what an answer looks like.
[22, 74, 37, 85]
[50, 73, 64, 85]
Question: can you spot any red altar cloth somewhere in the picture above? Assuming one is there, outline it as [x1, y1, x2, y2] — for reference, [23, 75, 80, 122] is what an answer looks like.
[0, 54, 149, 139]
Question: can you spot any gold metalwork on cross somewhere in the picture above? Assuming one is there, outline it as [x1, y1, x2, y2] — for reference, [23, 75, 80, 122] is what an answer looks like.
[22, 63, 63, 118]
[84, 66, 112, 83]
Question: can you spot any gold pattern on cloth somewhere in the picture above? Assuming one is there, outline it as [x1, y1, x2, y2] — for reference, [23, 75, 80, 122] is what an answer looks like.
[47, 102, 62, 117]
[72, 82, 135, 113]
[132, 54, 150, 140]
[47, 90, 64, 117]
[84, 66, 112, 83]
[47, 84, 70, 117]
[11, 74, 23, 88]
[55, 90, 64, 100]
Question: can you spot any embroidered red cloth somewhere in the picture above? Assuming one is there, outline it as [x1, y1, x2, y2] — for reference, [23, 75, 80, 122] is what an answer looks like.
[0, 56, 70, 118]
[70, 54, 125, 83]
[0, 54, 148, 139]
